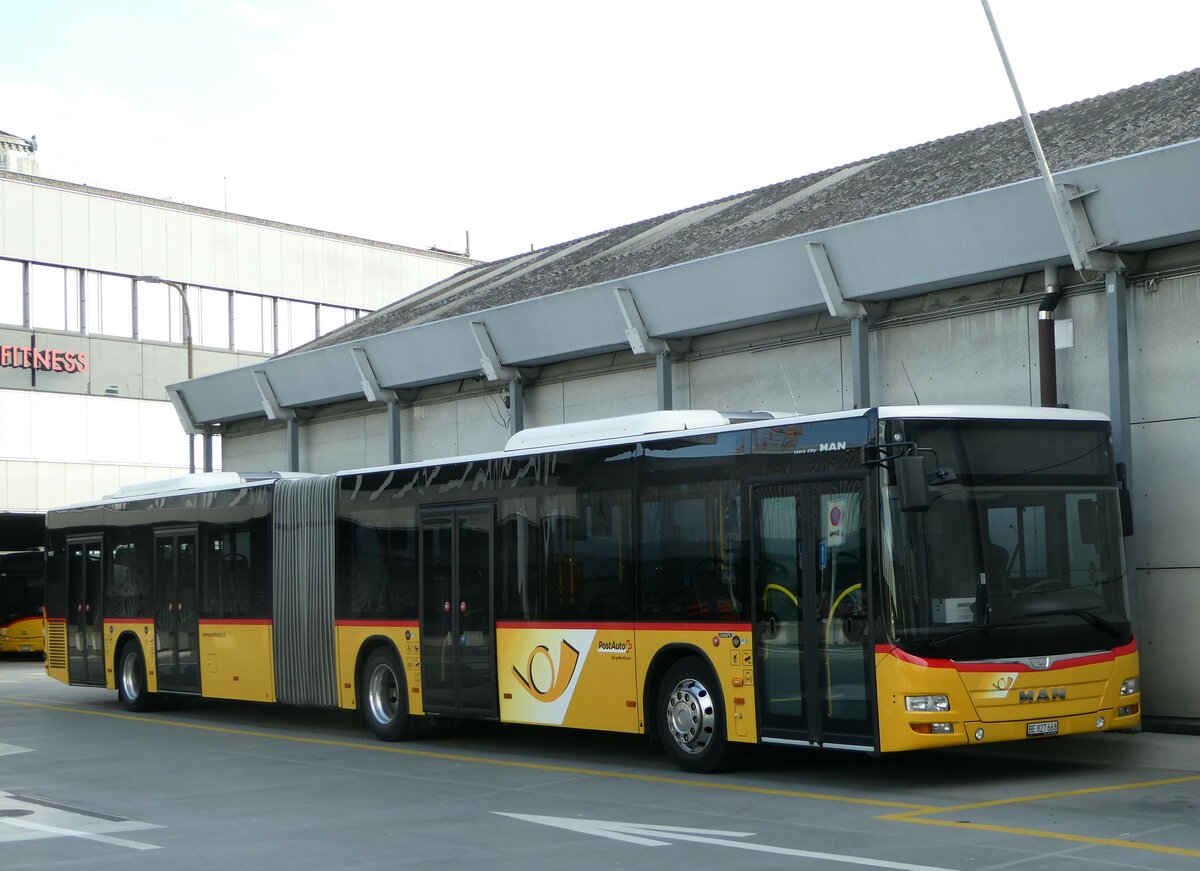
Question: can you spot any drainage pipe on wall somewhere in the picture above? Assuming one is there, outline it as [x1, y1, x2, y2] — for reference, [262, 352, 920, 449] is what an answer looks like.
[1038, 265, 1063, 407]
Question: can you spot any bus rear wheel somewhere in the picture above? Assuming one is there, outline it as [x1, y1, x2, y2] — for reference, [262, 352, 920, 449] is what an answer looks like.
[361, 647, 411, 741]
[657, 656, 731, 773]
[117, 642, 153, 713]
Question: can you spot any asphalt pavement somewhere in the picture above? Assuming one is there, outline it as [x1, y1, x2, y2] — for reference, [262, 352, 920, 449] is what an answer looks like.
[975, 724, 1200, 773]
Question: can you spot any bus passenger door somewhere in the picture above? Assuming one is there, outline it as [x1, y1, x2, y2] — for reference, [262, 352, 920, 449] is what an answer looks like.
[419, 505, 497, 718]
[752, 487, 808, 735]
[812, 479, 873, 749]
[752, 480, 873, 749]
[154, 530, 200, 694]
[66, 537, 105, 686]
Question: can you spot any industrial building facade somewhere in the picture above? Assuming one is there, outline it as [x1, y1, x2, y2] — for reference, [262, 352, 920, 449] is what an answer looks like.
[170, 71, 1200, 724]
[0, 165, 472, 546]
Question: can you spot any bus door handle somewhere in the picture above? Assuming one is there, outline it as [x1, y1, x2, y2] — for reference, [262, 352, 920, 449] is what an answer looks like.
[460, 601, 467, 614]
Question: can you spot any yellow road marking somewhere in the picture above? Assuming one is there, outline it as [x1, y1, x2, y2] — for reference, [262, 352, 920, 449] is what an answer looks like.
[7, 697, 1200, 857]
[879, 773, 1200, 859]
[0, 699, 930, 810]
[892, 773, 1200, 814]
[890, 817, 1200, 859]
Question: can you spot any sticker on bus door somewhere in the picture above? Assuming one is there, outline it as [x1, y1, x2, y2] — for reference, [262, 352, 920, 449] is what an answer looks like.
[826, 499, 847, 545]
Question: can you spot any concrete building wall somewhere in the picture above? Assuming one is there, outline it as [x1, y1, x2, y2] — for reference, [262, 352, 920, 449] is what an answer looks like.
[0, 172, 466, 310]
[0, 170, 471, 516]
[1051, 291, 1113, 415]
[1, 459, 182, 512]
[1124, 272, 1200, 717]
[217, 426, 288, 475]
[302, 413, 377, 473]
[687, 336, 845, 414]
[0, 325, 266, 400]
[872, 305, 1035, 407]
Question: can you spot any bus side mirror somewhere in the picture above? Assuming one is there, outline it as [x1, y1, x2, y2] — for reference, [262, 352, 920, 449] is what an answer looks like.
[1119, 488, 1135, 537]
[896, 455, 931, 513]
[1115, 463, 1135, 537]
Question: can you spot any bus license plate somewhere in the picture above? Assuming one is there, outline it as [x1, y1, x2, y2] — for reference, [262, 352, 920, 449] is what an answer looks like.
[1027, 721, 1059, 737]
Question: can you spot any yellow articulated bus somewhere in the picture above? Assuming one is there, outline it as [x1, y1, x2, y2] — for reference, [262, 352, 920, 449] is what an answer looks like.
[1, 551, 45, 655]
[43, 406, 1140, 772]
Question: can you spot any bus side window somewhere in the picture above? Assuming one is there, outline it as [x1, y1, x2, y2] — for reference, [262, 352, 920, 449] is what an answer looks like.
[205, 529, 256, 619]
[641, 481, 742, 621]
[106, 540, 146, 619]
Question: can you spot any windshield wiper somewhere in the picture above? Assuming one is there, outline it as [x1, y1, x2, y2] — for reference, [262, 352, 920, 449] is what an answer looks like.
[926, 622, 1019, 650]
[1016, 607, 1123, 637]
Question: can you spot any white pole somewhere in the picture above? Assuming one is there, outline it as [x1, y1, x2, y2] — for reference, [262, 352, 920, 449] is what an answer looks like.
[979, 0, 1086, 272]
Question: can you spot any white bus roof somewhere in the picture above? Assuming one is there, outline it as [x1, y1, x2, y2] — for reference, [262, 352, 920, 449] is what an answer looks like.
[504, 410, 734, 451]
[49, 471, 313, 513]
[504, 406, 1109, 452]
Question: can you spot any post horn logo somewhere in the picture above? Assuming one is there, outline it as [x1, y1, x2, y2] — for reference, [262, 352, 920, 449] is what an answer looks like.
[513, 640, 581, 703]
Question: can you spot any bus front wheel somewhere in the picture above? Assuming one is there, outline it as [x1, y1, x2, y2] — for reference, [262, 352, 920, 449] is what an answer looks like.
[117, 642, 153, 713]
[656, 656, 731, 773]
[361, 647, 411, 741]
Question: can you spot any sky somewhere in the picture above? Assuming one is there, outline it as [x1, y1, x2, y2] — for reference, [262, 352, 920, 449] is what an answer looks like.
[1, 0, 1197, 264]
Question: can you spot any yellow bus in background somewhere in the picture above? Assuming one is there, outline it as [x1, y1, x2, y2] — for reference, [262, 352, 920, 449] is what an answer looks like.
[1, 551, 44, 655]
[43, 407, 1140, 772]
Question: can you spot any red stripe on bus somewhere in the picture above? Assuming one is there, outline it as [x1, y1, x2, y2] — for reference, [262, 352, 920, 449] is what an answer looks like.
[495, 621, 751, 633]
[637, 622, 753, 633]
[878, 640, 1137, 671]
[46, 617, 67, 624]
[496, 621, 636, 631]
[334, 620, 418, 628]
[198, 619, 273, 626]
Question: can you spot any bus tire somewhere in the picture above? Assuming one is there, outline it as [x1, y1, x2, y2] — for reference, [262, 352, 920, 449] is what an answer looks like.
[361, 647, 410, 741]
[117, 641, 153, 713]
[656, 656, 731, 773]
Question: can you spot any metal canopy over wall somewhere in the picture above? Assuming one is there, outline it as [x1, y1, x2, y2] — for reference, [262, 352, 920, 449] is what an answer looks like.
[169, 138, 1200, 429]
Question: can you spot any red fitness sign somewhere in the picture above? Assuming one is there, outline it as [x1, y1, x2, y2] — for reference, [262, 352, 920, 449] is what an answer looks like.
[0, 344, 89, 374]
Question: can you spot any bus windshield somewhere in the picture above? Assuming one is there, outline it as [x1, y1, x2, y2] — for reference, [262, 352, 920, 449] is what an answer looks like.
[881, 420, 1132, 660]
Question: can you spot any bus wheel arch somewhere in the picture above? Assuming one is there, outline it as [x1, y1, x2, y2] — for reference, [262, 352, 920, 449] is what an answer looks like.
[357, 641, 412, 741]
[115, 634, 153, 713]
[645, 646, 732, 773]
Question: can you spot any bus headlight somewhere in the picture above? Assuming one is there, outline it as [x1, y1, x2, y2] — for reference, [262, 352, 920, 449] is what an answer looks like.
[905, 694, 950, 713]
[1120, 677, 1140, 696]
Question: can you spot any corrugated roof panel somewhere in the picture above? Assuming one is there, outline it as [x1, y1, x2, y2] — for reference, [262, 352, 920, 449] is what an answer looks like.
[170, 72, 1200, 427]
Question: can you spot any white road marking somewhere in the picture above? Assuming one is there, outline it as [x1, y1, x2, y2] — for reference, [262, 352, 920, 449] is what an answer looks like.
[0, 791, 161, 850]
[2, 818, 159, 850]
[0, 744, 33, 757]
[496, 812, 958, 870]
